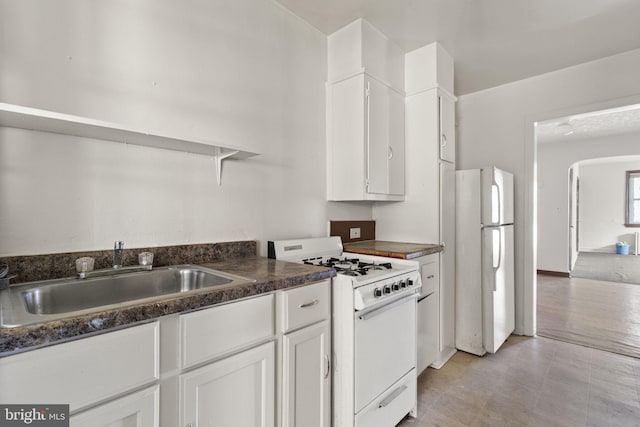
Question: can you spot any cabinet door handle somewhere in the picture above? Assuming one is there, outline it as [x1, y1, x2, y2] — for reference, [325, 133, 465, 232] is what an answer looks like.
[388, 146, 394, 159]
[324, 354, 330, 379]
[300, 299, 319, 308]
[378, 385, 407, 408]
[441, 133, 447, 147]
[427, 275, 435, 279]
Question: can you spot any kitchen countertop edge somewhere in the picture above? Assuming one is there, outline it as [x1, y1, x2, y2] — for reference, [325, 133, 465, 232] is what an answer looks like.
[0, 257, 335, 357]
[343, 240, 444, 259]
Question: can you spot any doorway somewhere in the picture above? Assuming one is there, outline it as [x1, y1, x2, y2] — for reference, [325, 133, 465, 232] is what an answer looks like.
[534, 104, 640, 357]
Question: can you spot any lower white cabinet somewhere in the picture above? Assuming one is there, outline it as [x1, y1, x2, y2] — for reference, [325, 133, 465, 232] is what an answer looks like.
[180, 341, 276, 427]
[415, 254, 439, 373]
[279, 281, 331, 427]
[417, 292, 438, 373]
[0, 321, 159, 414]
[1, 280, 331, 427]
[70, 385, 159, 427]
[282, 320, 331, 427]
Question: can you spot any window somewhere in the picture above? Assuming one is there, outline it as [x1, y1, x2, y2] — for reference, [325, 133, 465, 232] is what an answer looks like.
[626, 170, 640, 226]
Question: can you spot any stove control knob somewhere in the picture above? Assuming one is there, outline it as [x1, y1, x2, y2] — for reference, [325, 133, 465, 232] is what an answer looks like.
[407, 279, 414, 287]
[392, 282, 400, 291]
[374, 288, 383, 297]
[399, 280, 407, 288]
[383, 285, 391, 294]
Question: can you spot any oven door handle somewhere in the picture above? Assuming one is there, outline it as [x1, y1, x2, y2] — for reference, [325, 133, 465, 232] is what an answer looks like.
[358, 293, 417, 321]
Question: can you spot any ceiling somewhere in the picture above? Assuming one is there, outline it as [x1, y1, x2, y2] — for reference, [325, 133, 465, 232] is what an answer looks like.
[536, 104, 640, 143]
[274, 0, 640, 95]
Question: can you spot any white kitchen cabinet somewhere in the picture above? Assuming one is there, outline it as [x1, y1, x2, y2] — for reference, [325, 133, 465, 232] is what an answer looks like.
[180, 341, 275, 427]
[417, 293, 438, 374]
[179, 293, 275, 369]
[0, 322, 159, 413]
[174, 294, 276, 427]
[282, 321, 331, 427]
[279, 280, 331, 427]
[416, 254, 439, 374]
[70, 385, 159, 427]
[373, 43, 457, 368]
[327, 73, 405, 201]
[438, 160, 456, 366]
[439, 94, 456, 163]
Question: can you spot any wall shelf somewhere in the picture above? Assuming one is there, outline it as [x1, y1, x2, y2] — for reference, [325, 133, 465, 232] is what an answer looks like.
[0, 102, 259, 185]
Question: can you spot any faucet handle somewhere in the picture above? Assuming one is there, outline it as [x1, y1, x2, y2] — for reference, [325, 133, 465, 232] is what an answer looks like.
[114, 241, 125, 250]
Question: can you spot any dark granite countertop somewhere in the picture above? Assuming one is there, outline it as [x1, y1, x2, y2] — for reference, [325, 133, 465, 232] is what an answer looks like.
[0, 257, 334, 357]
[343, 240, 444, 260]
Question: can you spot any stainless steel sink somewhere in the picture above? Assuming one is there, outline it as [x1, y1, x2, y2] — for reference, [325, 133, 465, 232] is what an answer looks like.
[0, 265, 253, 327]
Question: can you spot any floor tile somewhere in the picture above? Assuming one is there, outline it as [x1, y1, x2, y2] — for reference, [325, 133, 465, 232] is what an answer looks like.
[587, 393, 640, 426]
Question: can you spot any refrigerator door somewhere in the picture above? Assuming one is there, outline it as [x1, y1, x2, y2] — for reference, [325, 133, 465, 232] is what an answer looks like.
[481, 224, 515, 353]
[481, 167, 514, 226]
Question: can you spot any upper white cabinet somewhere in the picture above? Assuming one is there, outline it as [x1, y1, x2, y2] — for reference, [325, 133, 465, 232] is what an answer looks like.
[327, 19, 404, 90]
[327, 74, 405, 201]
[327, 19, 405, 202]
[439, 94, 456, 163]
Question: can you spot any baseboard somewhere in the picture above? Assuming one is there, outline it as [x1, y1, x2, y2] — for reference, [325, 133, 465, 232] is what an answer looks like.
[537, 269, 570, 277]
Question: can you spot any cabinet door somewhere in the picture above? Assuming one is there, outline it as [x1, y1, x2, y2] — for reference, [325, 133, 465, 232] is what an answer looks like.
[180, 341, 275, 427]
[439, 161, 456, 353]
[366, 77, 404, 197]
[282, 321, 331, 427]
[70, 385, 159, 427]
[417, 293, 438, 374]
[439, 94, 455, 163]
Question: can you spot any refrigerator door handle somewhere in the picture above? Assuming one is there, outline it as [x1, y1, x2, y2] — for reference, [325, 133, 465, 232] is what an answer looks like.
[491, 181, 501, 225]
[492, 228, 502, 291]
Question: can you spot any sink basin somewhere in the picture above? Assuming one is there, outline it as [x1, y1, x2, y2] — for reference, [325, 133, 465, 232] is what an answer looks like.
[0, 265, 253, 327]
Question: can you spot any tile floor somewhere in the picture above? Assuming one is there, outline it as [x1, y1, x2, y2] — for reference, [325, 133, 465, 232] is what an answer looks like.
[398, 335, 640, 426]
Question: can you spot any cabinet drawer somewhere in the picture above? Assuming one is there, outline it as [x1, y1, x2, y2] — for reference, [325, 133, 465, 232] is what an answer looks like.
[0, 322, 159, 412]
[421, 259, 438, 296]
[281, 280, 330, 333]
[355, 369, 416, 427]
[70, 384, 159, 427]
[180, 294, 275, 369]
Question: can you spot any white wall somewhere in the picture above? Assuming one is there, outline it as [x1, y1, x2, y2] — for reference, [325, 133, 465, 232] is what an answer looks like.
[579, 158, 640, 252]
[457, 48, 640, 335]
[537, 133, 640, 272]
[0, 0, 371, 256]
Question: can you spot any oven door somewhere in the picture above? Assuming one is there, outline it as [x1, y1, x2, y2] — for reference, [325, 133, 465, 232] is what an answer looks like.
[354, 293, 417, 413]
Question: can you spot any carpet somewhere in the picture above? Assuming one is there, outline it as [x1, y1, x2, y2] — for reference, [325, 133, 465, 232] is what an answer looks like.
[570, 251, 640, 284]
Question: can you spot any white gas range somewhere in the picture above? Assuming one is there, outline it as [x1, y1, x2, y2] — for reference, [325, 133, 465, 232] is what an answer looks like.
[268, 236, 421, 427]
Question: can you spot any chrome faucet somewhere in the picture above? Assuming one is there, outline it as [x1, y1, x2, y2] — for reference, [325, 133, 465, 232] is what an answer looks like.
[113, 241, 125, 269]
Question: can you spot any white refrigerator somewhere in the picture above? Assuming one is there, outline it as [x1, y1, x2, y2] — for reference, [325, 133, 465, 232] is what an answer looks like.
[455, 167, 515, 356]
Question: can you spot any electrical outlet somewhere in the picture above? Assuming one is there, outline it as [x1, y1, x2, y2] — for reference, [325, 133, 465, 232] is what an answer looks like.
[350, 227, 361, 239]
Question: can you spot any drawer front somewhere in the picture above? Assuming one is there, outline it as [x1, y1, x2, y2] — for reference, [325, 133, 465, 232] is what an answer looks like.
[281, 280, 330, 333]
[180, 294, 275, 369]
[355, 369, 416, 427]
[70, 384, 159, 426]
[0, 322, 159, 412]
[421, 259, 438, 296]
